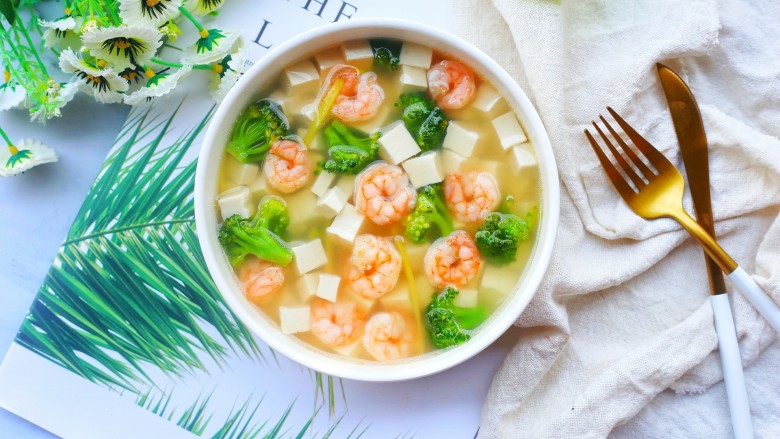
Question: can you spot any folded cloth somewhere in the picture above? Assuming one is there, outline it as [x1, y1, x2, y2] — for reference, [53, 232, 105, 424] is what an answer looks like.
[453, 0, 780, 437]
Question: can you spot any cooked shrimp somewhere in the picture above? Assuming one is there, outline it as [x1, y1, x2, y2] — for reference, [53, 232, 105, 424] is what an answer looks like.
[363, 311, 414, 361]
[443, 171, 500, 224]
[310, 298, 366, 347]
[238, 258, 285, 301]
[354, 161, 417, 225]
[331, 71, 385, 123]
[424, 231, 481, 289]
[347, 234, 402, 300]
[263, 138, 310, 193]
[427, 60, 476, 110]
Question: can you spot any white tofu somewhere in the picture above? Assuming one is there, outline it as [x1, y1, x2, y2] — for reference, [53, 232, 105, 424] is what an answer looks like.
[224, 156, 260, 186]
[279, 305, 311, 334]
[439, 148, 467, 175]
[292, 239, 327, 275]
[442, 122, 478, 158]
[296, 273, 319, 301]
[402, 151, 443, 188]
[399, 65, 428, 94]
[453, 288, 478, 308]
[380, 283, 414, 312]
[283, 59, 320, 95]
[216, 186, 254, 221]
[341, 40, 374, 71]
[316, 186, 348, 218]
[510, 144, 537, 174]
[286, 98, 317, 127]
[461, 159, 502, 176]
[399, 42, 433, 69]
[335, 175, 356, 202]
[311, 171, 337, 197]
[332, 338, 364, 357]
[378, 121, 421, 165]
[316, 274, 341, 302]
[471, 84, 505, 116]
[268, 90, 290, 113]
[314, 47, 344, 75]
[327, 203, 364, 244]
[247, 176, 267, 198]
[481, 264, 519, 293]
[492, 112, 528, 150]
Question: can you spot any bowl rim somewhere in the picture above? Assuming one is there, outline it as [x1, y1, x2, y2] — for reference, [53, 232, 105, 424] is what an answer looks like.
[194, 17, 560, 381]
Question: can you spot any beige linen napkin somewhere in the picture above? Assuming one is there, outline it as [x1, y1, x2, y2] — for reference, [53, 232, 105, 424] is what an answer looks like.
[452, 0, 780, 437]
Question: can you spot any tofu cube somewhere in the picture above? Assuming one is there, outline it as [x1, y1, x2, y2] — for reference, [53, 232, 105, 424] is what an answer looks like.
[296, 273, 319, 301]
[311, 171, 337, 197]
[216, 186, 254, 221]
[332, 338, 364, 357]
[316, 187, 348, 218]
[291, 239, 327, 275]
[471, 85, 505, 116]
[442, 122, 479, 158]
[439, 148, 467, 175]
[481, 264, 519, 293]
[461, 159, 502, 176]
[224, 156, 260, 185]
[380, 284, 414, 312]
[399, 65, 428, 94]
[316, 274, 341, 302]
[492, 112, 528, 150]
[327, 203, 364, 244]
[341, 40, 374, 71]
[402, 151, 444, 188]
[279, 305, 311, 334]
[247, 177, 267, 198]
[335, 175, 356, 201]
[314, 47, 344, 75]
[399, 42, 433, 69]
[283, 60, 320, 95]
[510, 144, 537, 173]
[378, 121, 421, 165]
[268, 90, 290, 113]
[286, 98, 317, 127]
[453, 288, 478, 308]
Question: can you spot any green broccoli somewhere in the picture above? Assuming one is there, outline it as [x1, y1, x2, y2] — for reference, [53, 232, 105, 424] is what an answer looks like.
[227, 98, 289, 163]
[396, 93, 449, 151]
[217, 197, 293, 267]
[474, 212, 531, 265]
[404, 183, 453, 243]
[425, 286, 489, 349]
[320, 121, 381, 174]
[370, 39, 401, 71]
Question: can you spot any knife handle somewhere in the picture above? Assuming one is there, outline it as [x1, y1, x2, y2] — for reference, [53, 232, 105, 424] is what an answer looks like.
[728, 266, 780, 334]
[711, 294, 754, 439]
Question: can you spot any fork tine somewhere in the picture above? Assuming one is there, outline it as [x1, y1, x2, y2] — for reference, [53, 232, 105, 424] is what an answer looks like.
[607, 107, 674, 172]
[599, 115, 655, 181]
[592, 120, 646, 189]
[584, 128, 635, 197]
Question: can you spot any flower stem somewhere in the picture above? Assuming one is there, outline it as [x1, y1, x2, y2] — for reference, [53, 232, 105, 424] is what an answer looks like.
[178, 6, 205, 32]
[0, 126, 13, 146]
[13, 11, 48, 76]
[150, 58, 212, 71]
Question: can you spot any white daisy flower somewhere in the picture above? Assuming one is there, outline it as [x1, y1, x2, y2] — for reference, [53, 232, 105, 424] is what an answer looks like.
[185, 0, 226, 16]
[28, 81, 81, 122]
[1, 139, 58, 177]
[209, 50, 246, 103]
[182, 29, 241, 65]
[82, 24, 162, 69]
[1, 72, 27, 110]
[124, 65, 192, 105]
[40, 16, 82, 50]
[119, 0, 183, 27]
[59, 49, 129, 104]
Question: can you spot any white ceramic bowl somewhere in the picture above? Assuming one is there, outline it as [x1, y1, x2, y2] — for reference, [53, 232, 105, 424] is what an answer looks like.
[195, 18, 559, 381]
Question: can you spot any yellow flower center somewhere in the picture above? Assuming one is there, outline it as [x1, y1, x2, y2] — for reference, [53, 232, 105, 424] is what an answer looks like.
[86, 74, 101, 85]
[9, 145, 19, 155]
[97, 60, 107, 68]
[123, 71, 137, 81]
[145, 68, 156, 79]
[211, 64, 224, 74]
[114, 41, 132, 49]
[3, 70, 9, 83]
[199, 29, 210, 39]
[146, 0, 161, 6]
[65, 7, 71, 15]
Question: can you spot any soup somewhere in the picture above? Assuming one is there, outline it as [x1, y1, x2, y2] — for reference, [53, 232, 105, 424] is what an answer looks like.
[214, 39, 540, 362]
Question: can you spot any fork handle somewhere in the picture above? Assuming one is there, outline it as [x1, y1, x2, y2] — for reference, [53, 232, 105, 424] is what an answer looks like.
[728, 267, 780, 334]
[711, 293, 754, 439]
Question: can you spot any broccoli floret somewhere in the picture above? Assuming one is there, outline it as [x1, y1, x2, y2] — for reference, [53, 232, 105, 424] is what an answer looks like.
[370, 39, 401, 71]
[404, 184, 453, 243]
[396, 93, 449, 151]
[227, 98, 289, 163]
[320, 121, 381, 174]
[425, 286, 489, 349]
[474, 212, 531, 265]
[217, 198, 294, 267]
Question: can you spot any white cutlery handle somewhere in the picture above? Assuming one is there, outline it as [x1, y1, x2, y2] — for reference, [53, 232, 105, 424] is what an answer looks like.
[728, 266, 780, 334]
[711, 294, 754, 439]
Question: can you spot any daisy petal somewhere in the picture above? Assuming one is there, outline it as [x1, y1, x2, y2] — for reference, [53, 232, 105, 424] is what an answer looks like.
[1, 139, 58, 177]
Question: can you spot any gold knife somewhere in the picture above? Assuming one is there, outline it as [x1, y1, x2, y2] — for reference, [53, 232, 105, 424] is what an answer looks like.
[657, 63, 754, 439]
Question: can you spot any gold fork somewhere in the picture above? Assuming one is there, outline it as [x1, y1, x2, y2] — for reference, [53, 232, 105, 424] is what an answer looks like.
[585, 107, 780, 333]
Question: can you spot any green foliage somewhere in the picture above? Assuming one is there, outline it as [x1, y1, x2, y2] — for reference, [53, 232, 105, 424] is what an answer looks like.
[425, 286, 488, 349]
[0, 0, 20, 24]
[218, 197, 294, 267]
[227, 98, 289, 163]
[370, 38, 401, 71]
[320, 120, 380, 174]
[474, 212, 531, 265]
[404, 183, 453, 243]
[396, 93, 449, 151]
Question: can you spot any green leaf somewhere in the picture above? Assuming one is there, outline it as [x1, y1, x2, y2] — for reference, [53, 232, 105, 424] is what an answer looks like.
[0, 0, 19, 25]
